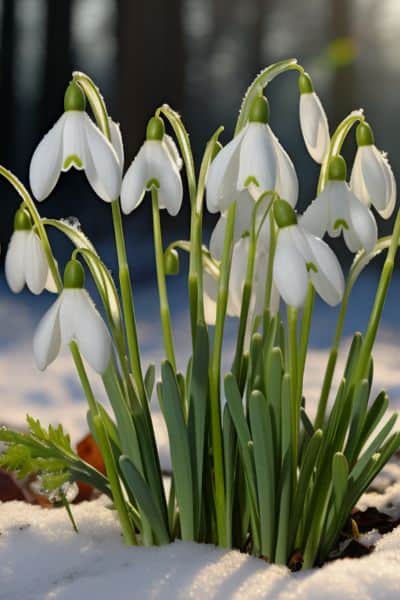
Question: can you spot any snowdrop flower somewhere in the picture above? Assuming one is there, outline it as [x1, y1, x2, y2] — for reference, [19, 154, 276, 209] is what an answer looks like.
[273, 199, 344, 308]
[33, 259, 111, 374]
[5, 208, 55, 295]
[350, 121, 396, 219]
[203, 235, 279, 325]
[298, 72, 330, 164]
[29, 81, 121, 203]
[206, 96, 298, 213]
[301, 155, 377, 253]
[121, 116, 183, 216]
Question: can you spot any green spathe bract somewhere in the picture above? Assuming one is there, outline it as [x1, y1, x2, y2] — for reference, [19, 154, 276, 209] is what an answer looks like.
[1, 60, 400, 573]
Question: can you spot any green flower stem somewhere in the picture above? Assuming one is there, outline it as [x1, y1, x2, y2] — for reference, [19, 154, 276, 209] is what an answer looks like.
[93, 414, 137, 545]
[232, 232, 256, 379]
[209, 202, 237, 546]
[352, 208, 400, 384]
[264, 216, 277, 312]
[298, 283, 315, 400]
[151, 188, 177, 369]
[314, 284, 351, 429]
[111, 200, 146, 401]
[73, 71, 147, 404]
[69, 341, 99, 415]
[317, 110, 365, 194]
[287, 305, 299, 473]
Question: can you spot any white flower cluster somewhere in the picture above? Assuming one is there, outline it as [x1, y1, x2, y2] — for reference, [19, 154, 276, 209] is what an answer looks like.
[4, 74, 396, 374]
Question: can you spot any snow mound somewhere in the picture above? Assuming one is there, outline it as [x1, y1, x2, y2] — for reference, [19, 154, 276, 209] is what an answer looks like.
[1, 494, 400, 599]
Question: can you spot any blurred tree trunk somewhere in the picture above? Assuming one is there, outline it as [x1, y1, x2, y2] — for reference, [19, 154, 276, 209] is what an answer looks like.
[330, 0, 356, 128]
[0, 0, 16, 165]
[39, 0, 73, 134]
[248, 0, 273, 75]
[116, 0, 185, 163]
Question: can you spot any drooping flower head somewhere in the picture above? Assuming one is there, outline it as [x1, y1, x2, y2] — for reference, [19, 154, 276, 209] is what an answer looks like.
[206, 95, 298, 213]
[5, 208, 56, 295]
[121, 116, 183, 216]
[298, 72, 330, 164]
[273, 199, 344, 308]
[29, 81, 122, 203]
[301, 155, 377, 253]
[33, 259, 111, 374]
[350, 121, 396, 219]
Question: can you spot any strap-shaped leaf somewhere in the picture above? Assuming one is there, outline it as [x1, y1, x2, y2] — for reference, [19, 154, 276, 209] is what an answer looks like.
[332, 452, 348, 514]
[159, 361, 194, 540]
[187, 323, 209, 534]
[119, 455, 170, 545]
[249, 390, 275, 559]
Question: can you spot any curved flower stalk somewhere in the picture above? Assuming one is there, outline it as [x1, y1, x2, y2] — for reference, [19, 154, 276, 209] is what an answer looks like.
[206, 96, 298, 213]
[33, 259, 111, 374]
[350, 121, 396, 219]
[273, 199, 344, 308]
[302, 154, 377, 253]
[298, 72, 330, 164]
[5, 208, 56, 294]
[121, 116, 183, 216]
[29, 82, 121, 203]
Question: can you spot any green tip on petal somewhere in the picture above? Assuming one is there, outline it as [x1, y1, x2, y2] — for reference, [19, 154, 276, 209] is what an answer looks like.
[164, 248, 180, 275]
[146, 116, 165, 141]
[356, 122, 375, 147]
[328, 155, 347, 181]
[298, 72, 314, 95]
[211, 140, 223, 161]
[249, 96, 270, 124]
[273, 198, 297, 228]
[63, 259, 85, 289]
[14, 208, 32, 231]
[64, 81, 86, 112]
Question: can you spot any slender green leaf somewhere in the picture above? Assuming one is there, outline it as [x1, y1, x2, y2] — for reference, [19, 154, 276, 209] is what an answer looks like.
[120, 456, 170, 545]
[159, 361, 194, 540]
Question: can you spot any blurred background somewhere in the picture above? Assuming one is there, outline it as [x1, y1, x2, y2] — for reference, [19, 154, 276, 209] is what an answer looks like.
[2, 1, 400, 441]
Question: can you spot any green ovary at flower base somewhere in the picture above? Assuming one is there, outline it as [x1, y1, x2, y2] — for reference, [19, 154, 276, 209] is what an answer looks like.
[1, 58, 400, 572]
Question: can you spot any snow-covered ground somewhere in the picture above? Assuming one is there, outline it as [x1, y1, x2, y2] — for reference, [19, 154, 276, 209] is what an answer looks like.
[1, 486, 400, 600]
[2, 272, 400, 598]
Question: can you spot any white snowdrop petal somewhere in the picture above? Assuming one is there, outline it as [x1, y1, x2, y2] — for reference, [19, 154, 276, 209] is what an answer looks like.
[238, 123, 276, 192]
[360, 146, 388, 212]
[33, 296, 63, 370]
[305, 232, 344, 306]
[206, 130, 245, 213]
[151, 143, 183, 216]
[349, 150, 367, 204]
[5, 231, 28, 293]
[109, 118, 124, 171]
[120, 144, 149, 214]
[59, 290, 78, 346]
[327, 181, 351, 238]
[299, 92, 330, 163]
[84, 114, 122, 202]
[228, 237, 249, 316]
[348, 191, 378, 253]
[300, 195, 329, 238]
[272, 134, 299, 207]
[163, 135, 183, 171]
[24, 232, 49, 295]
[209, 193, 254, 260]
[273, 227, 309, 308]
[203, 271, 218, 325]
[73, 290, 112, 373]
[29, 113, 65, 201]
[62, 112, 87, 171]
[379, 156, 397, 219]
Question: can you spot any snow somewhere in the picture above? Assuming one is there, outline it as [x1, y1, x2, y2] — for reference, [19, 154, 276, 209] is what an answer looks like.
[1, 491, 400, 599]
